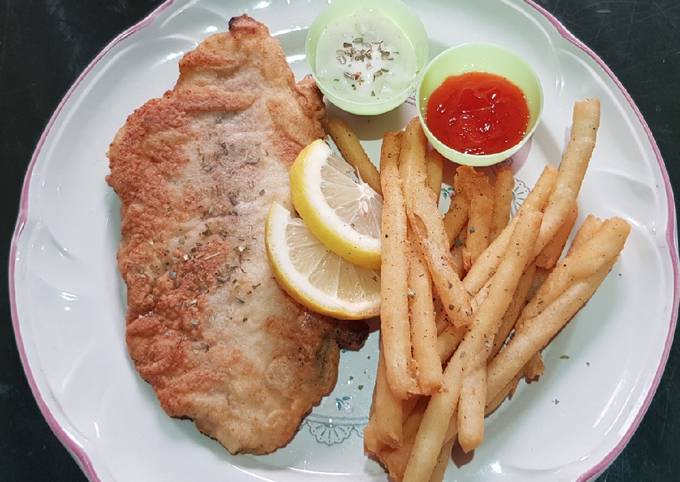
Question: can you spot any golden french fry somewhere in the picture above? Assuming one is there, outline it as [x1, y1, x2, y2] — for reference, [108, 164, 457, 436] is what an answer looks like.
[380, 131, 417, 398]
[457, 210, 543, 453]
[434, 301, 449, 335]
[472, 273, 492, 308]
[409, 192, 474, 327]
[367, 348, 404, 448]
[444, 193, 470, 247]
[484, 373, 521, 415]
[382, 400, 427, 482]
[328, 118, 382, 194]
[404, 399, 428, 437]
[568, 214, 604, 255]
[528, 266, 551, 301]
[401, 119, 473, 328]
[445, 369, 522, 442]
[451, 241, 466, 279]
[451, 223, 467, 279]
[403, 210, 542, 481]
[463, 165, 558, 295]
[514, 217, 629, 376]
[534, 99, 600, 255]
[524, 354, 545, 382]
[491, 263, 537, 358]
[457, 167, 494, 270]
[407, 233, 443, 394]
[536, 202, 578, 269]
[488, 265, 609, 401]
[525, 216, 605, 374]
[399, 118, 429, 211]
[520, 217, 631, 324]
[437, 323, 466, 363]
[426, 150, 444, 197]
[402, 352, 465, 482]
[428, 438, 454, 482]
[490, 165, 514, 241]
[458, 365, 487, 451]
[403, 395, 422, 420]
[363, 421, 383, 456]
[487, 218, 630, 402]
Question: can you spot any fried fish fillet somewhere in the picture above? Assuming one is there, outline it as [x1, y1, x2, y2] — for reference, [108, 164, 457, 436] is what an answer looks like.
[107, 15, 366, 454]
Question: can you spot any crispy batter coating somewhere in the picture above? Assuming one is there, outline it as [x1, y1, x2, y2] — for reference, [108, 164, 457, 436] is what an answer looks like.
[107, 15, 366, 454]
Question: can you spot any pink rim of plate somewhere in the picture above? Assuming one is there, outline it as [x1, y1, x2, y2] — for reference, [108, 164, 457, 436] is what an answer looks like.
[8, 1, 679, 481]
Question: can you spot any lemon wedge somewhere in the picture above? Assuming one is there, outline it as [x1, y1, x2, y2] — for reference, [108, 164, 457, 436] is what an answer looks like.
[290, 139, 382, 270]
[265, 202, 380, 320]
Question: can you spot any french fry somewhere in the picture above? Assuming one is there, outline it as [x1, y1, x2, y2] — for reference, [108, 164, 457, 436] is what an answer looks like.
[458, 365, 488, 451]
[524, 354, 545, 382]
[379, 131, 417, 398]
[328, 118, 382, 194]
[402, 210, 542, 481]
[444, 193, 470, 247]
[517, 267, 551, 372]
[382, 400, 427, 482]
[457, 166, 494, 270]
[488, 266, 610, 401]
[409, 191, 474, 327]
[451, 241, 466, 279]
[434, 302, 449, 335]
[404, 399, 428, 438]
[487, 217, 630, 402]
[523, 220, 599, 378]
[443, 367, 523, 440]
[536, 203, 578, 269]
[429, 438, 454, 482]
[366, 348, 404, 448]
[457, 210, 543, 453]
[519, 217, 631, 324]
[516, 166, 559, 212]
[408, 233, 443, 393]
[568, 214, 604, 255]
[437, 323, 466, 363]
[463, 165, 558, 295]
[484, 373, 521, 415]
[534, 99, 600, 255]
[490, 165, 514, 241]
[403, 395, 422, 420]
[402, 351, 465, 482]
[528, 266, 551, 300]
[401, 119, 474, 327]
[491, 263, 537, 358]
[451, 224, 467, 279]
[399, 118, 429, 211]
[472, 273, 492, 308]
[363, 421, 382, 456]
[517, 217, 628, 376]
[426, 150, 444, 197]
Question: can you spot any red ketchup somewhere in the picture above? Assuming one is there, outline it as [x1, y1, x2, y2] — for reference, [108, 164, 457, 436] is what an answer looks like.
[425, 72, 530, 155]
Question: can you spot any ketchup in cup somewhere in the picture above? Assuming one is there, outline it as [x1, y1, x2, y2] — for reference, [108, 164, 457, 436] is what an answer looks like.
[425, 72, 530, 156]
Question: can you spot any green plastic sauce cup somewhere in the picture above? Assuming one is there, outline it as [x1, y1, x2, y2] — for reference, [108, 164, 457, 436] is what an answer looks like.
[417, 43, 543, 166]
[306, 0, 429, 116]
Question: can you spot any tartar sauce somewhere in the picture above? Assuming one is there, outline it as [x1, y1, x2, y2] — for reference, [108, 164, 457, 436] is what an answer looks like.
[315, 9, 418, 102]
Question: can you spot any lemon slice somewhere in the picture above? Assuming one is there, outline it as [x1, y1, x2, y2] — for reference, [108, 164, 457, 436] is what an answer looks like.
[265, 202, 380, 320]
[290, 139, 382, 270]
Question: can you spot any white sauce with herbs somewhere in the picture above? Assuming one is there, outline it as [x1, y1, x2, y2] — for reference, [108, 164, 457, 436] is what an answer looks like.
[315, 9, 418, 102]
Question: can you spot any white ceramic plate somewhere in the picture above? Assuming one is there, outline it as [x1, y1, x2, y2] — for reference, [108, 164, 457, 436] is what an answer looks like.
[10, 1, 678, 481]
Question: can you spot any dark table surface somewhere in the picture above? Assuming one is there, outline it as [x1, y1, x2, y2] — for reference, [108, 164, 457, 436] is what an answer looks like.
[1, 1, 678, 481]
